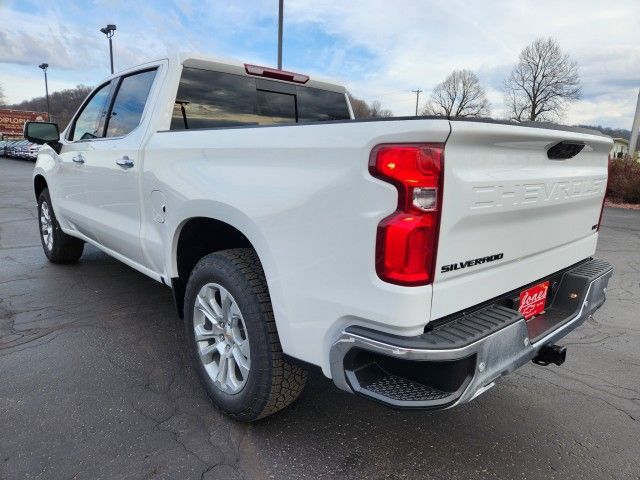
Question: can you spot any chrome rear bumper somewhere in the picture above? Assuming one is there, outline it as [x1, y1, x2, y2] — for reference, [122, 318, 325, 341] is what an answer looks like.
[329, 258, 613, 409]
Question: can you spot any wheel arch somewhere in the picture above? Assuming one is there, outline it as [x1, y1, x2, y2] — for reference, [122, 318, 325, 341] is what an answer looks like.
[34, 174, 48, 200]
[170, 216, 271, 319]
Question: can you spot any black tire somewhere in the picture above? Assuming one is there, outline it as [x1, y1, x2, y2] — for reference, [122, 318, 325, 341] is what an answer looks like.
[184, 248, 307, 422]
[37, 188, 84, 263]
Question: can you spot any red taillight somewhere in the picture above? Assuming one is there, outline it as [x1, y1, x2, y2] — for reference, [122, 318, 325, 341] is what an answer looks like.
[369, 144, 444, 286]
[244, 64, 309, 84]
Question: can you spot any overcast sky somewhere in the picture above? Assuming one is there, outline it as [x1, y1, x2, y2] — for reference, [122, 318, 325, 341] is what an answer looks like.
[1, 0, 638, 128]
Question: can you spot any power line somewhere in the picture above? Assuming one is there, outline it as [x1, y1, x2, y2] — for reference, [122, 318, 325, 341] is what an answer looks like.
[411, 89, 422, 116]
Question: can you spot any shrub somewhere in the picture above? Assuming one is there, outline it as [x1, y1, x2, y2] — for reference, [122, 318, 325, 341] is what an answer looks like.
[607, 156, 640, 204]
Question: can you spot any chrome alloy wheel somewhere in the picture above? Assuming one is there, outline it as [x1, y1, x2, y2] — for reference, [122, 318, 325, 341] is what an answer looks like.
[40, 200, 53, 251]
[193, 283, 250, 394]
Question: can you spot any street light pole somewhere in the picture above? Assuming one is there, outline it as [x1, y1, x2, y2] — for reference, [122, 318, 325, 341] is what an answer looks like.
[100, 24, 117, 74]
[109, 35, 113, 73]
[38, 63, 50, 120]
[277, 0, 283, 69]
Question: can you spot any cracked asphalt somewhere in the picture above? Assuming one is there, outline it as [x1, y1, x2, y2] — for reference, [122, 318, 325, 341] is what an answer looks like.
[0, 155, 639, 480]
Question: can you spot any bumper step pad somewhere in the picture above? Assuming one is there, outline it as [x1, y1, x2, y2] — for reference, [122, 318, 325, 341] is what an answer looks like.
[365, 375, 450, 402]
[333, 258, 613, 410]
[346, 304, 523, 351]
[569, 258, 614, 280]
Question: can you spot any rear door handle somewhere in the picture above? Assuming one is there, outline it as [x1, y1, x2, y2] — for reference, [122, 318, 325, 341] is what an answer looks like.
[72, 153, 85, 164]
[116, 156, 134, 169]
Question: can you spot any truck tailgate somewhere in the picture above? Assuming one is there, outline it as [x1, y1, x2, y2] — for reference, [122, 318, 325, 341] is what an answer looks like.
[431, 120, 611, 320]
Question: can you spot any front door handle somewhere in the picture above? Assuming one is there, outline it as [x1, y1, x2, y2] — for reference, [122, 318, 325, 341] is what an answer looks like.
[116, 156, 134, 169]
[72, 153, 85, 164]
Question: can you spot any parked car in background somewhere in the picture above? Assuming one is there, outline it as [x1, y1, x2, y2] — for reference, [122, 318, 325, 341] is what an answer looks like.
[0, 138, 43, 159]
[6, 140, 29, 158]
[6, 140, 19, 157]
[1, 140, 14, 156]
[27, 53, 613, 422]
[18, 143, 29, 159]
[9, 140, 23, 157]
[15, 140, 28, 157]
[27, 143, 40, 160]
[20, 142, 40, 160]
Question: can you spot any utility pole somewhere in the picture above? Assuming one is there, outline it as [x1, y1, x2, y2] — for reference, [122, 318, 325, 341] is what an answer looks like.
[630, 89, 640, 158]
[38, 63, 50, 120]
[100, 24, 117, 74]
[277, 0, 284, 69]
[412, 89, 422, 116]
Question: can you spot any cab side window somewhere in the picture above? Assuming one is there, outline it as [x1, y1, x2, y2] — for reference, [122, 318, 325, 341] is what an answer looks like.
[105, 69, 157, 138]
[69, 82, 112, 141]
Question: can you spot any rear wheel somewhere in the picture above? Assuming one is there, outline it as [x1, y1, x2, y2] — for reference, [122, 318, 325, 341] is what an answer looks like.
[37, 188, 84, 263]
[184, 248, 307, 421]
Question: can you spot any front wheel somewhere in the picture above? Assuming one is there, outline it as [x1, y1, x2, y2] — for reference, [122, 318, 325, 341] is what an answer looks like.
[37, 188, 84, 263]
[184, 249, 307, 421]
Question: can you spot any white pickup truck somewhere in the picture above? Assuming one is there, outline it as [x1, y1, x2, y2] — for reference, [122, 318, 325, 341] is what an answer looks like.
[26, 53, 613, 421]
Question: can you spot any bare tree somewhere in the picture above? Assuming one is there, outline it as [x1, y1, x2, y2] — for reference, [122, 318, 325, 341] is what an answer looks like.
[347, 93, 371, 118]
[369, 100, 393, 118]
[0, 83, 5, 106]
[347, 92, 393, 118]
[504, 37, 581, 122]
[421, 70, 490, 118]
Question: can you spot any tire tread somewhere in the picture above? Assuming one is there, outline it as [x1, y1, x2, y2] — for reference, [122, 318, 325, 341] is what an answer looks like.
[38, 188, 84, 264]
[187, 248, 307, 421]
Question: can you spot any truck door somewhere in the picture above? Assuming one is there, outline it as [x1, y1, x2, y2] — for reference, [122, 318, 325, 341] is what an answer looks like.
[81, 68, 158, 268]
[55, 80, 115, 242]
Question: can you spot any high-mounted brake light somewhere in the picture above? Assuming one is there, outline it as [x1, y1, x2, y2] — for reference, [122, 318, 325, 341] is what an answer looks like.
[369, 144, 444, 286]
[244, 64, 309, 84]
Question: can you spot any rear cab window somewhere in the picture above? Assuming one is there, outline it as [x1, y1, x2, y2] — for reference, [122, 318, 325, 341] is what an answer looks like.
[170, 67, 350, 130]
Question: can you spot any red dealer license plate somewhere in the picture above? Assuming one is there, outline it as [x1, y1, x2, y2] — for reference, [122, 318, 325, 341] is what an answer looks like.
[518, 281, 549, 320]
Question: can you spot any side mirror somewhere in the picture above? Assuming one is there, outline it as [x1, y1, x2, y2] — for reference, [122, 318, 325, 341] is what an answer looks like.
[24, 121, 61, 153]
[24, 121, 59, 143]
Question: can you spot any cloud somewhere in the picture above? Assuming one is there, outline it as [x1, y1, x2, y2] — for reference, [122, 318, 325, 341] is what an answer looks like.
[0, 0, 638, 127]
[565, 88, 639, 128]
[0, 11, 100, 69]
[277, 0, 640, 122]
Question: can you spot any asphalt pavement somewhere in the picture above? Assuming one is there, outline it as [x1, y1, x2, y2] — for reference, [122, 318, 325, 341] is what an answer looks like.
[1, 156, 638, 480]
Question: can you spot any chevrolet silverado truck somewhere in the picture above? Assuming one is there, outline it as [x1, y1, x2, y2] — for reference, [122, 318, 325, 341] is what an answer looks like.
[25, 53, 613, 421]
